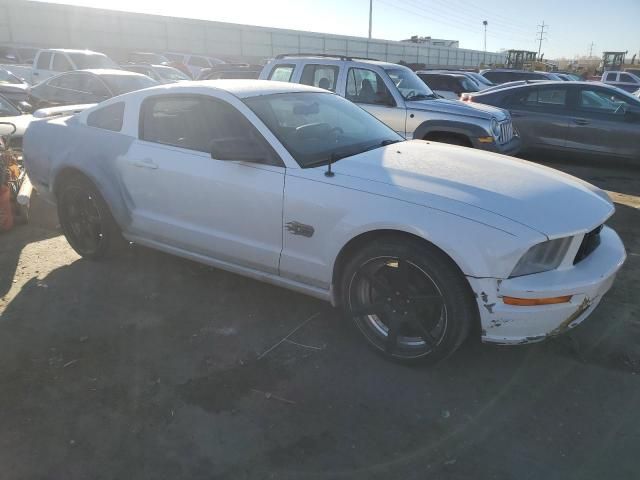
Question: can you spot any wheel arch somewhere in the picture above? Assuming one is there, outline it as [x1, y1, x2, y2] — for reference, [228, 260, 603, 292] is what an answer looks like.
[412, 119, 488, 146]
[331, 228, 473, 307]
[52, 166, 130, 230]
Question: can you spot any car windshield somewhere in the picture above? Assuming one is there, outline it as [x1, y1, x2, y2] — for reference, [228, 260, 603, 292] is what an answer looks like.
[384, 68, 436, 100]
[244, 92, 403, 168]
[460, 77, 480, 91]
[0, 68, 22, 84]
[0, 95, 20, 116]
[68, 53, 119, 69]
[467, 72, 493, 86]
[154, 65, 190, 81]
[101, 74, 158, 95]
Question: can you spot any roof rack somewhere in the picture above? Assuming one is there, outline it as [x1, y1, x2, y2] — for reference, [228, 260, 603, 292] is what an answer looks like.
[274, 53, 379, 62]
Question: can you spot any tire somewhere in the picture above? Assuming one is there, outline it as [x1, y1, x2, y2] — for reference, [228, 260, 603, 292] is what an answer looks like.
[56, 174, 125, 260]
[339, 236, 477, 363]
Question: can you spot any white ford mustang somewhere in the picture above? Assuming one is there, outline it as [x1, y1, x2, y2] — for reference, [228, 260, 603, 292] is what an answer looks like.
[23, 80, 626, 362]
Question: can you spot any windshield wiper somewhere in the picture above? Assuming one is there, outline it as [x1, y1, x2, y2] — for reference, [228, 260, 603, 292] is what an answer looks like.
[306, 139, 402, 173]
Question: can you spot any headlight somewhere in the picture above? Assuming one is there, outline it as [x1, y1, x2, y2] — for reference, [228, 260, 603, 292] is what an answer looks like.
[491, 118, 500, 137]
[510, 237, 573, 277]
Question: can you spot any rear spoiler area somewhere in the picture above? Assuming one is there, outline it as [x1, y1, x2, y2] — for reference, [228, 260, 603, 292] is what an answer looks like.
[32, 104, 96, 119]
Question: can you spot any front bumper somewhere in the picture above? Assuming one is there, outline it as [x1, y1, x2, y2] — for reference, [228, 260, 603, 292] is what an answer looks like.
[476, 134, 522, 156]
[467, 226, 626, 344]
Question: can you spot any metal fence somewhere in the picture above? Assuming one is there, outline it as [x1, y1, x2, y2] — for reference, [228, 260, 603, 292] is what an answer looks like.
[0, 0, 506, 67]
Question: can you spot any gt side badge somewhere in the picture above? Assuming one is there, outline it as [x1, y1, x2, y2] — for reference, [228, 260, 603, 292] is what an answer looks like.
[285, 221, 315, 238]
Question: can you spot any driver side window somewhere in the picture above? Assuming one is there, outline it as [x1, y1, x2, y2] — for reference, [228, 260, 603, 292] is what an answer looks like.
[345, 68, 394, 106]
[578, 88, 630, 115]
[139, 95, 281, 166]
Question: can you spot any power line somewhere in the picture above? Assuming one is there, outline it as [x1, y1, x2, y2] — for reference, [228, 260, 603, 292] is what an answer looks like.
[536, 20, 548, 57]
[392, 0, 535, 44]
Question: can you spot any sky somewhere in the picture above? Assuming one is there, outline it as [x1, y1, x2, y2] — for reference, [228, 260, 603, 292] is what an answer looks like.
[40, 0, 639, 59]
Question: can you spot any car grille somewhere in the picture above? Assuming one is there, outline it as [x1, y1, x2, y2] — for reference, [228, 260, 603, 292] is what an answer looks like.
[574, 225, 603, 265]
[498, 120, 514, 144]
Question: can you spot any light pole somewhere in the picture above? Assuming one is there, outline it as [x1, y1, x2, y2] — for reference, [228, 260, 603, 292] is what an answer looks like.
[483, 20, 488, 64]
[369, 0, 373, 39]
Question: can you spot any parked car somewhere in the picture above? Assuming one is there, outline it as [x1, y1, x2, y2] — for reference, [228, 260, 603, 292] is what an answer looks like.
[260, 54, 520, 154]
[465, 81, 640, 161]
[415, 71, 481, 99]
[0, 93, 34, 150]
[480, 69, 563, 84]
[1, 49, 120, 84]
[121, 64, 190, 84]
[601, 70, 640, 93]
[555, 71, 583, 81]
[0, 45, 38, 65]
[197, 64, 262, 80]
[163, 53, 225, 79]
[460, 80, 546, 100]
[0, 67, 30, 104]
[423, 69, 493, 88]
[624, 68, 640, 77]
[23, 80, 625, 362]
[126, 52, 171, 65]
[28, 69, 157, 109]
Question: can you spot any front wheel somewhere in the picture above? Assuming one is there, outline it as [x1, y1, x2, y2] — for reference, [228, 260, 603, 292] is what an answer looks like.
[57, 174, 124, 260]
[340, 237, 477, 363]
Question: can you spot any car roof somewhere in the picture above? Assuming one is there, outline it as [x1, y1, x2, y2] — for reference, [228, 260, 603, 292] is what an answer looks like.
[471, 80, 610, 96]
[416, 71, 466, 77]
[77, 68, 148, 77]
[132, 79, 325, 98]
[271, 55, 404, 70]
[42, 49, 107, 55]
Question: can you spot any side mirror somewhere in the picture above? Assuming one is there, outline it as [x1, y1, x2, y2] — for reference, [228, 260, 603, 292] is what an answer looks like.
[210, 137, 266, 163]
[17, 101, 33, 113]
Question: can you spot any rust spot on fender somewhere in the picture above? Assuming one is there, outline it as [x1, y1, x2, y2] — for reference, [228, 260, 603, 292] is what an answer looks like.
[484, 303, 496, 314]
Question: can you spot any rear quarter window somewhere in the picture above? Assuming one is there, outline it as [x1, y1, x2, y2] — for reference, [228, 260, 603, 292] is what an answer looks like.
[87, 102, 125, 132]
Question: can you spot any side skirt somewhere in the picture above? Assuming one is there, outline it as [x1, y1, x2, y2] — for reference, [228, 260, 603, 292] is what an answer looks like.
[124, 234, 333, 303]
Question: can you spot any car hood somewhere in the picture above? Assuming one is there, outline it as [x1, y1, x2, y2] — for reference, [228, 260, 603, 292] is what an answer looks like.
[330, 140, 613, 237]
[406, 98, 509, 121]
[0, 83, 29, 94]
[0, 113, 32, 137]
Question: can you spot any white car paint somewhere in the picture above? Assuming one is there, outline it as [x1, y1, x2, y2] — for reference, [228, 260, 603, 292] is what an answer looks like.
[24, 80, 626, 346]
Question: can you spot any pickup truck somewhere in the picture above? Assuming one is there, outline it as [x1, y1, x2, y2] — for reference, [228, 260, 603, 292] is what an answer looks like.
[601, 70, 640, 93]
[260, 55, 520, 154]
[0, 49, 119, 84]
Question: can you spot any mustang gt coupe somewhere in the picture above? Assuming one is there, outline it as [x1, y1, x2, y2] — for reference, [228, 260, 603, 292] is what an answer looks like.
[23, 80, 626, 363]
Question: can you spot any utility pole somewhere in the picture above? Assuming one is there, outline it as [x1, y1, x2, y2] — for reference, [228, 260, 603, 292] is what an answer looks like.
[536, 20, 547, 59]
[588, 41, 595, 58]
[368, 0, 373, 39]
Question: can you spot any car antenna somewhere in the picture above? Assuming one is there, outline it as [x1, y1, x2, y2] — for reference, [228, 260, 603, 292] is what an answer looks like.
[325, 152, 336, 177]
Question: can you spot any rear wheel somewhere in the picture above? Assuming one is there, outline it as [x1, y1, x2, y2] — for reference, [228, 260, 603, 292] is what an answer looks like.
[340, 237, 477, 363]
[57, 174, 125, 260]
